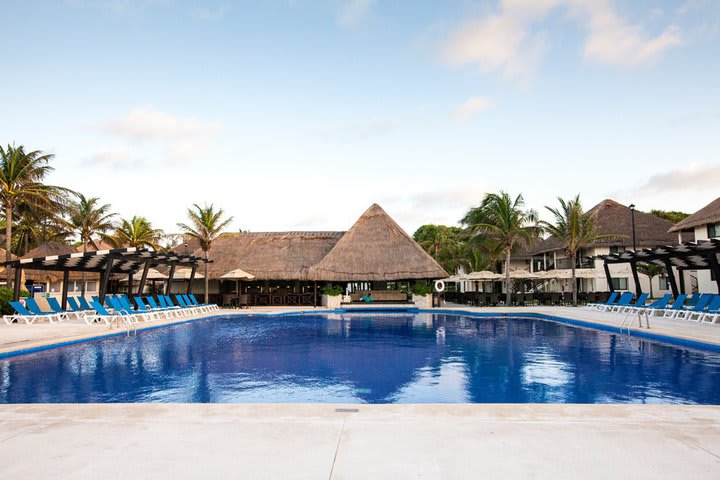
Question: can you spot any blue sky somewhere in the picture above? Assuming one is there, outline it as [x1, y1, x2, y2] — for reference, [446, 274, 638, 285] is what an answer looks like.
[2, 0, 719, 234]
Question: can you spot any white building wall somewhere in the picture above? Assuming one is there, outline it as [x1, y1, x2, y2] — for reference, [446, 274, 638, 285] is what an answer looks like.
[694, 225, 719, 294]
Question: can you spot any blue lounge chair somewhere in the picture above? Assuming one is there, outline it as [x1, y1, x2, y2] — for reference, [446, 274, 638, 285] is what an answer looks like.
[46, 297, 78, 321]
[699, 296, 720, 324]
[147, 296, 182, 317]
[175, 295, 200, 314]
[132, 297, 167, 320]
[188, 294, 219, 312]
[686, 293, 701, 307]
[682, 294, 716, 321]
[106, 297, 146, 323]
[181, 294, 209, 313]
[3, 301, 61, 324]
[618, 293, 649, 313]
[78, 296, 93, 310]
[25, 298, 65, 323]
[67, 297, 88, 314]
[659, 294, 689, 317]
[633, 294, 672, 314]
[83, 301, 119, 324]
[587, 292, 619, 310]
[602, 292, 634, 312]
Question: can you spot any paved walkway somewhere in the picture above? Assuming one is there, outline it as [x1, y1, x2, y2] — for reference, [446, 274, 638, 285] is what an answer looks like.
[0, 404, 718, 479]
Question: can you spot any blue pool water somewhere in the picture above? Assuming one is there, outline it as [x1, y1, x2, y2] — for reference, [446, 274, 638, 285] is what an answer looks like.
[2, 313, 720, 404]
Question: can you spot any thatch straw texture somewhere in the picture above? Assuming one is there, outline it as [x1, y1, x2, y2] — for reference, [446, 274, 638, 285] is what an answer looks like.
[307, 204, 448, 281]
[22, 242, 98, 282]
[195, 231, 345, 280]
[530, 199, 682, 255]
[668, 197, 720, 233]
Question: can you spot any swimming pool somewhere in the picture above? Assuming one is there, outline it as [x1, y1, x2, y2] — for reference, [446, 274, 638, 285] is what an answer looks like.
[2, 312, 720, 404]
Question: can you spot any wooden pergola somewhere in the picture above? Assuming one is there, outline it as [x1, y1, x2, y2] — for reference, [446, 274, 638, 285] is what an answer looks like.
[594, 239, 720, 297]
[2, 247, 210, 308]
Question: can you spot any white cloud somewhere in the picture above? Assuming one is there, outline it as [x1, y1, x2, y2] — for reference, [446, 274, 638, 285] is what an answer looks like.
[338, 0, 375, 26]
[451, 96, 494, 122]
[93, 107, 221, 167]
[628, 164, 720, 195]
[440, 0, 683, 78]
[188, 4, 230, 21]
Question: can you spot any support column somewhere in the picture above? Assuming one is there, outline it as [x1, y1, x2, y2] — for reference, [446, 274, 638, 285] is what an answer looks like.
[61, 270, 70, 310]
[165, 264, 176, 296]
[663, 259, 679, 298]
[127, 271, 133, 299]
[603, 262, 614, 292]
[187, 265, 197, 295]
[99, 257, 115, 304]
[137, 260, 150, 296]
[13, 267, 22, 301]
[708, 254, 720, 292]
[630, 261, 642, 296]
[313, 281, 317, 308]
[679, 269, 686, 294]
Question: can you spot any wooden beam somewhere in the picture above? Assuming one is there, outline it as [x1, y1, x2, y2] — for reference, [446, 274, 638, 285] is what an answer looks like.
[165, 264, 176, 296]
[679, 269, 686, 295]
[99, 256, 115, 304]
[663, 259, 679, 298]
[630, 261, 642, 296]
[186, 265, 197, 295]
[708, 253, 720, 292]
[13, 267, 22, 302]
[137, 259, 150, 296]
[61, 270, 70, 310]
[603, 262, 614, 293]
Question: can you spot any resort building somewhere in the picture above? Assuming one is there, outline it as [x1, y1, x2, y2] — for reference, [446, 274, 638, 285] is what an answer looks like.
[668, 197, 720, 294]
[176, 204, 447, 306]
[511, 199, 691, 295]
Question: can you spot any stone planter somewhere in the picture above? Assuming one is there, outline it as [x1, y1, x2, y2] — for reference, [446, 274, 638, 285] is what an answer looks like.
[322, 294, 343, 310]
[412, 294, 433, 308]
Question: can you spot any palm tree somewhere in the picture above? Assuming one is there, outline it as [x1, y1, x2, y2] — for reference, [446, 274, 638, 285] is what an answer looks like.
[111, 216, 163, 249]
[461, 192, 541, 306]
[0, 144, 71, 287]
[637, 263, 665, 299]
[64, 194, 116, 295]
[177, 203, 233, 303]
[541, 195, 614, 306]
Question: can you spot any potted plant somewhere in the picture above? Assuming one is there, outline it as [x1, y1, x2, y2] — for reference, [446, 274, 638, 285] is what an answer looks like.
[321, 285, 344, 309]
[411, 283, 433, 308]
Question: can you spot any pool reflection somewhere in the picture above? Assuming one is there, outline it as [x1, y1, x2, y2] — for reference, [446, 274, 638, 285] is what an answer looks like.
[1, 313, 720, 404]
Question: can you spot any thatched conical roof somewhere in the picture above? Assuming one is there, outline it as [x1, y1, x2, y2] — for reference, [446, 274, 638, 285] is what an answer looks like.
[308, 204, 448, 281]
[668, 197, 720, 233]
[530, 199, 681, 254]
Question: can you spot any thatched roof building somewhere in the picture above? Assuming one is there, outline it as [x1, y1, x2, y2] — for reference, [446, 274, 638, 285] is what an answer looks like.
[529, 199, 681, 255]
[22, 242, 88, 282]
[308, 204, 447, 281]
[183, 204, 447, 282]
[668, 197, 720, 233]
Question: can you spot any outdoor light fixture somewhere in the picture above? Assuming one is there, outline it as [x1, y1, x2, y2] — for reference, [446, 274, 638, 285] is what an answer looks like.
[629, 204, 637, 252]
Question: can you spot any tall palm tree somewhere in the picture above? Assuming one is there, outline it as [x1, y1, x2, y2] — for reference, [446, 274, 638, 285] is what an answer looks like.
[64, 194, 116, 295]
[0, 144, 71, 287]
[461, 192, 541, 306]
[111, 216, 163, 249]
[177, 203, 233, 303]
[541, 195, 614, 306]
[637, 263, 665, 299]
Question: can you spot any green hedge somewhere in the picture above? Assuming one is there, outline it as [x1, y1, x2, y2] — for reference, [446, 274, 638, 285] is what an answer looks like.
[322, 285, 344, 296]
[411, 283, 433, 296]
[0, 287, 30, 315]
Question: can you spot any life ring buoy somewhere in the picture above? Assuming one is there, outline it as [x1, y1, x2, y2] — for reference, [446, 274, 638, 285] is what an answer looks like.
[434, 280, 445, 293]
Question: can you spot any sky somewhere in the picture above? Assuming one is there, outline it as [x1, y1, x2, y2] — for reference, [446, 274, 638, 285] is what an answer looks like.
[2, 0, 719, 235]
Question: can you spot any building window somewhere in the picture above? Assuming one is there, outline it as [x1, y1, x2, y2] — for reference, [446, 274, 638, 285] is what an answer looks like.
[659, 276, 669, 290]
[49, 281, 61, 293]
[86, 281, 97, 292]
[708, 223, 720, 239]
[610, 246, 626, 255]
[611, 278, 628, 290]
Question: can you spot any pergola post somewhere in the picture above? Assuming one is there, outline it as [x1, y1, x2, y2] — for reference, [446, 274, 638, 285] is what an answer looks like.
[662, 259, 679, 298]
[630, 261, 642, 296]
[127, 271, 133, 299]
[678, 269, 686, 294]
[603, 262, 614, 292]
[165, 264, 176, 295]
[99, 257, 115, 304]
[708, 254, 720, 292]
[13, 267, 22, 301]
[137, 259, 150, 296]
[61, 270, 70, 310]
[187, 265, 197, 295]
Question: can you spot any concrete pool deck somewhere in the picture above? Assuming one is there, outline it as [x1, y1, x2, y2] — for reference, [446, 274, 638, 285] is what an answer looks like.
[2, 304, 720, 356]
[3, 306, 720, 478]
[0, 404, 719, 479]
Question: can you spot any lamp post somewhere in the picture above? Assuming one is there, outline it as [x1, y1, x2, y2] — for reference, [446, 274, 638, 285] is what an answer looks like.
[629, 204, 637, 251]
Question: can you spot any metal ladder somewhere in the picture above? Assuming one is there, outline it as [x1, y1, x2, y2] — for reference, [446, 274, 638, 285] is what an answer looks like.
[620, 309, 651, 334]
[112, 315, 137, 336]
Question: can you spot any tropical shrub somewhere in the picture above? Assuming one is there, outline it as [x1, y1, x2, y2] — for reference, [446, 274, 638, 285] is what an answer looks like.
[0, 287, 30, 315]
[322, 285, 344, 296]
